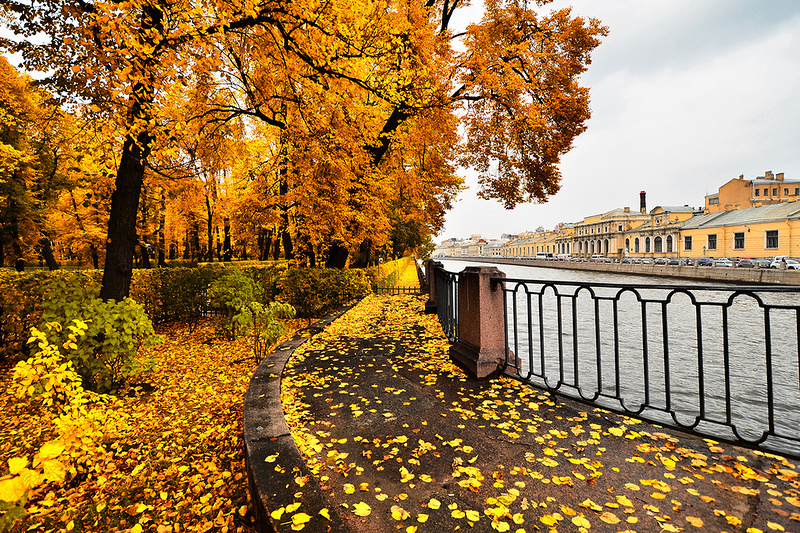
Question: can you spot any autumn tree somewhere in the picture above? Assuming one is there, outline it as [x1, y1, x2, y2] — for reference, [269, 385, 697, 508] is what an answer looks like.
[0, 56, 75, 270]
[212, 0, 606, 266]
[1, 0, 605, 294]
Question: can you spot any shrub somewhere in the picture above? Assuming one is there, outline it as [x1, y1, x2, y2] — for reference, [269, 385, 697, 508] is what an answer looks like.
[207, 270, 295, 360]
[38, 275, 163, 393]
[279, 268, 371, 318]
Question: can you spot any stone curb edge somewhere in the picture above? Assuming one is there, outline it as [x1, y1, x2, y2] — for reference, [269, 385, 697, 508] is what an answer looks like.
[243, 305, 354, 533]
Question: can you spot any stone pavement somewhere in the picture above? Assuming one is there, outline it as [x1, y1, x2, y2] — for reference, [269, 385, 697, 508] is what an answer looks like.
[244, 294, 800, 533]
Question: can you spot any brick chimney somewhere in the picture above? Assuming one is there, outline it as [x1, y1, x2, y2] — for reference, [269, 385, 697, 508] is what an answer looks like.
[640, 191, 646, 214]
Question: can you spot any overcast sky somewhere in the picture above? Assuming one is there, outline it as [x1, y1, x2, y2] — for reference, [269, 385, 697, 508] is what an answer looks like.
[439, 0, 800, 241]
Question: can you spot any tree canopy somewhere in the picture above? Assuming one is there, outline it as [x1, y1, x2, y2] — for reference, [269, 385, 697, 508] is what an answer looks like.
[0, 0, 607, 296]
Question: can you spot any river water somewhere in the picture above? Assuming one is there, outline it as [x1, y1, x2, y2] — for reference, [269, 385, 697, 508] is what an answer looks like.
[439, 259, 800, 456]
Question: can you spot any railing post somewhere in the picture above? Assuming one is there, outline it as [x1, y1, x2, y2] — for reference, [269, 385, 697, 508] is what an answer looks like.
[449, 266, 506, 378]
[424, 259, 442, 314]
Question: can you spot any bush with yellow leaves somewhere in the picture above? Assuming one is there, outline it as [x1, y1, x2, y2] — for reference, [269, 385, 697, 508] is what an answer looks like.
[0, 322, 127, 531]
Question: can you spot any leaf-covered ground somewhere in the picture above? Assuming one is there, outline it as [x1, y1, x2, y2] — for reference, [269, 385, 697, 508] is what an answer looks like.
[0, 318, 304, 533]
[281, 294, 800, 532]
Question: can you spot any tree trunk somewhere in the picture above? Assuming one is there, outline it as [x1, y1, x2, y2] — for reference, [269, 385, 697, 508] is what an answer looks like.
[272, 227, 281, 261]
[157, 188, 166, 267]
[326, 242, 349, 269]
[191, 219, 201, 262]
[223, 217, 232, 262]
[9, 205, 25, 272]
[90, 244, 100, 270]
[99, 5, 160, 301]
[39, 236, 59, 270]
[205, 193, 214, 262]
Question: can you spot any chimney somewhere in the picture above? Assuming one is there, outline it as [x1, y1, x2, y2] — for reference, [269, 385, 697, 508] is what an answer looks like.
[640, 191, 646, 214]
[766, 170, 774, 179]
[777, 172, 785, 181]
[624, 206, 630, 213]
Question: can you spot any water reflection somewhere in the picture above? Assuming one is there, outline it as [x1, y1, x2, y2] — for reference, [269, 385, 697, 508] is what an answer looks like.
[440, 259, 800, 457]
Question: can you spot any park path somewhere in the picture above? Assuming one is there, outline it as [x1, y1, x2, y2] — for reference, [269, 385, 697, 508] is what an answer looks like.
[266, 294, 800, 532]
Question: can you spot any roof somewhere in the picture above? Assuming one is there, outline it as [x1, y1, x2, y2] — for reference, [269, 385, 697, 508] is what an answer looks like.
[752, 178, 800, 185]
[651, 205, 696, 214]
[681, 202, 800, 229]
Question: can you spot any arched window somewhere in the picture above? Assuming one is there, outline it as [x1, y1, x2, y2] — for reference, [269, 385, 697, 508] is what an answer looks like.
[625, 238, 631, 252]
[666, 235, 673, 253]
[634, 238, 640, 253]
[645, 237, 651, 253]
[654, 236, 663, 253]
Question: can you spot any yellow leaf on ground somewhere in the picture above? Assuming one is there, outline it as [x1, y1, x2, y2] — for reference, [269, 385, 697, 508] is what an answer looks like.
[572, 515, 591, 528]
[686, 516, 703, 527]
[353, 502, 371, 516]
[8, 457, 28, 475]
[600, 511, 620, 524]
[428, 498, 441, 510]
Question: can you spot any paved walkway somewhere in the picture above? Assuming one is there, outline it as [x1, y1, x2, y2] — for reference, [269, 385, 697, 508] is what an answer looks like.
[245, 294, 800, 533]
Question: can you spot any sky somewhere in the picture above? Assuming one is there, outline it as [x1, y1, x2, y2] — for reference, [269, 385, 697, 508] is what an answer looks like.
[438, 0, 800, 241]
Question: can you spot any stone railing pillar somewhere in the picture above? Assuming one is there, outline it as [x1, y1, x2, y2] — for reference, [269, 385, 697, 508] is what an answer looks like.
[424, 259, 442, 314]
[450, 266, 507, 378]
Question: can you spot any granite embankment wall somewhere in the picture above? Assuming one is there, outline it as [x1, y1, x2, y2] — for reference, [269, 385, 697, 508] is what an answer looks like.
[442, 257, 800, 286]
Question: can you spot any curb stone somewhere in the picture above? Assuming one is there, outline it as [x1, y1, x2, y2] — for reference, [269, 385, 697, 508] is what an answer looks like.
[243, 306, 354, 533]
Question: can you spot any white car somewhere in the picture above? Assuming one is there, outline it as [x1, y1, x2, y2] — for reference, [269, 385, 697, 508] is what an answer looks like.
[785, 259, 800, 270]
[770, 256, 794, 269]
[714, 258, 734, 267]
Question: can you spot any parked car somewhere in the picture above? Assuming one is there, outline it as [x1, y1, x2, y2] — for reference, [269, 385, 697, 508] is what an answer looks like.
[757, 259, 772, 268]
[785, 259, 800, 270]
[770, 256, 792, 269]
[654, 257, 668, 265]
[641, 258, 652, 264]
[736, 258, 756, 268]
[668, 258, 692, 266]
[714, 258, 734, 267]
[696, 257, 714, 267]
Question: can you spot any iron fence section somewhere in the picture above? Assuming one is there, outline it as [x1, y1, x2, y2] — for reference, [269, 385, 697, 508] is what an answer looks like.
[497, 277, 800, 458]
[372, 285, 421, 295]
[435, 268, 459, 342]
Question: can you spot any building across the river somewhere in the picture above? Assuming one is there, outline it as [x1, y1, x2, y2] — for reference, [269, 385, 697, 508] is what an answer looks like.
[436, 170, 800, 261]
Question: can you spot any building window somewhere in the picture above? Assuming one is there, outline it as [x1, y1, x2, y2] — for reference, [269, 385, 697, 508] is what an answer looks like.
[796, 188, 799, 196]
[645, 237, 651, 253]
[634, 238, 640, 253]
[666, 235, 673, 253]
[764, 188, 769, 196]
[785, 188, 789, 196]
[618, 224, 623, 232]
[625, 238, 630, 251]
[684, 236, 692, 251]
[766, 230, 779, 249]
[755, 189, 760, 197]
[773, 188, 778, 196]
[654, 236, 662, 253]
[708, 234, 717, 250]
[709, 197, 719, 204]
[734, 232, 745, 250]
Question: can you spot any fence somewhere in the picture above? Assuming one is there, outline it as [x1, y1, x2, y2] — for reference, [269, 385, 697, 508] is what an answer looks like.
[428, 261, 800, 459]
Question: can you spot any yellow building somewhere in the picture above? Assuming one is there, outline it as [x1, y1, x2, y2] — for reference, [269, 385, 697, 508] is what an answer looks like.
[705, 170, 800, 213]
[568, 206, 650, 258]
[680, 202, 800, 259]
[624, 206, 697, 258]
[502, 230, 560, 257]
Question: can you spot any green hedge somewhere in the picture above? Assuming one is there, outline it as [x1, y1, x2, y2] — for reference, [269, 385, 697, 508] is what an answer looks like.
[0, 263, 371, 361]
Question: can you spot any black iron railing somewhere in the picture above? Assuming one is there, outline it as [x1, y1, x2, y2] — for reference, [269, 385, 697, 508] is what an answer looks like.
[372, 285, 421, 295]
[434, 268, 459, 342]
[496, 277, 800, 458]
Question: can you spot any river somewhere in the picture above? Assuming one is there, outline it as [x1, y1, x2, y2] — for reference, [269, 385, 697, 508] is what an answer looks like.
[439, 258, 800, 456]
